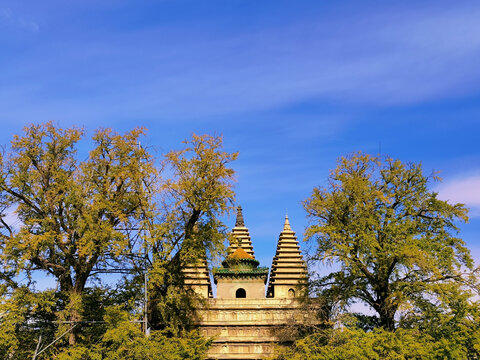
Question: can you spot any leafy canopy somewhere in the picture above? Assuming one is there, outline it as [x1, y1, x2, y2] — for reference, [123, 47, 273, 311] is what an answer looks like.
[304, 152, 476, 330]
[146, 134, 238, 332]
[0, 123, 238, 356]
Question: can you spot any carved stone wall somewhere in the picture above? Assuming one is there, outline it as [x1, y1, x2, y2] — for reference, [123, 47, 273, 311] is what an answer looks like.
[195, 298, 300, 360]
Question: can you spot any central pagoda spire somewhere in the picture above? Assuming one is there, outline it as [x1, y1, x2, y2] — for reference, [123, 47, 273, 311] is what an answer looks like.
[228, 206, 255, 258]
[214, 206, 268, 299]
[235, 205, 245, 227]
[283, 214, 292, 231]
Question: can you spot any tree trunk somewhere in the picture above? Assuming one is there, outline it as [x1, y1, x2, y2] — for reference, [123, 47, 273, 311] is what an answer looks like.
[378, 302, 396, 331]
[67, 275, 88, 346]
[68, 305, 81, 346]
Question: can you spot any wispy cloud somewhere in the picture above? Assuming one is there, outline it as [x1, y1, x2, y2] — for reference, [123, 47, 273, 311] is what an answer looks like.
[0, 8, 39, 32]
[105, 4, 480, 117]
[1, 2, 480, 123]
[131, 4, 480, 109]
[437, 175, 480, 217]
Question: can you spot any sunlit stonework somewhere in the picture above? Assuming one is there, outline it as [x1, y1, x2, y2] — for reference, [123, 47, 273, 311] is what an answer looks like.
[184, 206, 308, 359]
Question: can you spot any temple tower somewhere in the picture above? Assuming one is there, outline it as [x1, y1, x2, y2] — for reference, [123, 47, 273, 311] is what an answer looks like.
[228, 206, 255, 257]
[215, 207, 269, 298]
[194, 208, 309, 359]
[267, 215, 307, 298]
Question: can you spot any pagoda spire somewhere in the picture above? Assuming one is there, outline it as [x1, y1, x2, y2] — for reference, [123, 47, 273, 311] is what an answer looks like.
[267, 215, 307, 298]
[235, 206, 245, 227]
[283, 214, 292, 231]
[228, 206, 255, 258]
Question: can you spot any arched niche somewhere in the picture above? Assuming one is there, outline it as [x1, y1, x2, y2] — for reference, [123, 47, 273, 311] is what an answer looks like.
[236, 288, 246, 298]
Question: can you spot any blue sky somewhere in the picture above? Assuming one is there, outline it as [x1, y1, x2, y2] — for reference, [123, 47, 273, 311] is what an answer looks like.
[1, 0, 480, 273]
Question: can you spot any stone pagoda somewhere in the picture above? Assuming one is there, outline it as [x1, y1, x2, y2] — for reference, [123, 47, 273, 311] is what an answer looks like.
[188, 206, 308, 360]
[267, 215, 308, 298]
[215, 206, 269, 299]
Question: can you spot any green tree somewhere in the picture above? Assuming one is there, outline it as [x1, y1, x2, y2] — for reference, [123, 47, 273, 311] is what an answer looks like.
[146, 134, 238, 332]
[271, 327, 432, 360]
[55, 306, 211, 360]
[303, 152, 477, 330]
[0, 287, 56, 359]
[0, 122, 157, 345]
[272, 309, 480, 360]
[0, 124, 238, 357]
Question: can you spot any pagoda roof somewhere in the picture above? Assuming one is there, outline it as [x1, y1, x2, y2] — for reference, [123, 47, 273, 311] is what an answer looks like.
[213, 266, 269, 278]
[227, 247, 254, 260]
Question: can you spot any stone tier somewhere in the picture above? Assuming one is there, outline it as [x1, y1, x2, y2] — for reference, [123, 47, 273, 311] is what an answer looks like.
[183, 257, 212, 298]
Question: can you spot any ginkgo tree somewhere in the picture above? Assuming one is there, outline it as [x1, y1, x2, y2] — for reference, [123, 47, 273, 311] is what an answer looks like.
[303, 152, 478, 331]
[0, 122, 239, 356]
[145, 134, 238, 332]
[0, 122, 157, 345]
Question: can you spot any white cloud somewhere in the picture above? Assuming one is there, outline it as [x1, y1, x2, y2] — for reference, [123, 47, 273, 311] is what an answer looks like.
[128, 3, 480, 114]
[0, 8, 39, 32]
[1, 2, 480, 123]
[437, 175, 480, 217]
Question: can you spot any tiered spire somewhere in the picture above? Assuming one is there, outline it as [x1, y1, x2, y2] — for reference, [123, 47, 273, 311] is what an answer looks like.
[267, 215, 307, 298]
[183, 257, 212, 298]
[228, 206, 255, 258]
[182, 247, 213, 298]
[283, 214, 292, 231]
[214, 207, 268, 299]
[235, 205, 245, 227]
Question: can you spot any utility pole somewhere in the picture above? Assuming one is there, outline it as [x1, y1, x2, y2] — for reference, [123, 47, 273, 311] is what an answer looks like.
[143, 222, 149, 337]
[144, 271, 148, 336]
